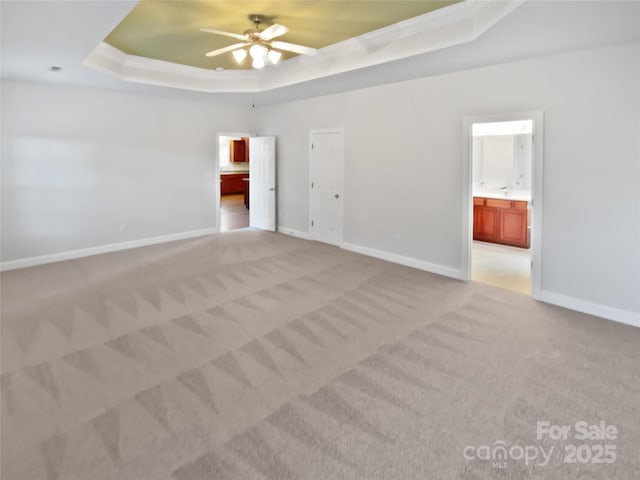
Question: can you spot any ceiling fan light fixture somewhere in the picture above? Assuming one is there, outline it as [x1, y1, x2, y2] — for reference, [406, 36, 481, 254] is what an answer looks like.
[232, 48, 247, 63]
[202, 16, 317, 70]
[267, 49, 282, 64]
[249, 44, 268, 60]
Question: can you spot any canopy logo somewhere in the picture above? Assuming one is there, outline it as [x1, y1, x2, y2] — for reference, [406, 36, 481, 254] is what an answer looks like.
[463, 441, 553, 469]
[463, 420, 618, 469]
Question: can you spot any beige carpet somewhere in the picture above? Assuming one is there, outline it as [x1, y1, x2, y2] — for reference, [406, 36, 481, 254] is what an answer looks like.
[1, 230, 638, 479]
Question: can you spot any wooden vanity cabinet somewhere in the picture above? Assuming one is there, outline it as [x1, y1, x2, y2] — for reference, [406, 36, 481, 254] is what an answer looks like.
[473, 197, 529, 248]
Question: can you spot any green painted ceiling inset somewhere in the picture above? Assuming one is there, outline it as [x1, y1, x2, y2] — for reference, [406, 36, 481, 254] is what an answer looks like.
[105, 0, 462, 70]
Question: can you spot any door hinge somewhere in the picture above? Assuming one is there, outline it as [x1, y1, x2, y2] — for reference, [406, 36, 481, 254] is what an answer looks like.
[311, 220, 314, 227]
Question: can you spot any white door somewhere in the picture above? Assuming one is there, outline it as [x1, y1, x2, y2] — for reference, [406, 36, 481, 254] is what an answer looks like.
[309, 129, 344, 246]
[249, 136, 276, 231]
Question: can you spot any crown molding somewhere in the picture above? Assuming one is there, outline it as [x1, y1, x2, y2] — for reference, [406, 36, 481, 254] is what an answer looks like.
[83, 42, 260, 92]
[83, 0, 524, 94]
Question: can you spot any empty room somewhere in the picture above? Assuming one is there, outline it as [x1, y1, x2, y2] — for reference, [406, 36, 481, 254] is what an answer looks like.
[1, 1, 639, 479]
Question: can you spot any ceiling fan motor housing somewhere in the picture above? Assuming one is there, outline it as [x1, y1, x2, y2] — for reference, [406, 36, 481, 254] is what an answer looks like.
[245, 14, 266, 37]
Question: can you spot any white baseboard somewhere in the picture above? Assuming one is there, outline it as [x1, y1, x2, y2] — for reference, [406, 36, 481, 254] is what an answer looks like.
[0, 227, 219, 272]
[342, 242, 465, 280]
[538, 290, 640, 329]
[277, 226, 311, 240]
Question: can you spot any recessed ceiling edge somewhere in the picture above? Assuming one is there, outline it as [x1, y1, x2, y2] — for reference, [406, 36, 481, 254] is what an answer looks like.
[82, 0, 524, 94]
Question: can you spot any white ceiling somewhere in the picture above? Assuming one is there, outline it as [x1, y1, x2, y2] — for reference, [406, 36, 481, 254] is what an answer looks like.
[1, 1, 639, 106]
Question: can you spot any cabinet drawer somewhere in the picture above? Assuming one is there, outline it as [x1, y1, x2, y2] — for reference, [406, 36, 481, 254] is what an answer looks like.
[473, 197, 485, 206]
[512, 200, 528, 210]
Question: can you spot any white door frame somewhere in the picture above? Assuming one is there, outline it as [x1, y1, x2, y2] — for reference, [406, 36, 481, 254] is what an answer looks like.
[309, 127, 344, 246]
[461, 111, 544, 299]
[215, 131, 253, 232]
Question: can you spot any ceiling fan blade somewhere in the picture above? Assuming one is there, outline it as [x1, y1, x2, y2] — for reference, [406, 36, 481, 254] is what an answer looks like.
[200, 28, 248, 41]
[205, 42, 250, 58]
[271, 41, 317, 56]
[260, 23, 289, 41]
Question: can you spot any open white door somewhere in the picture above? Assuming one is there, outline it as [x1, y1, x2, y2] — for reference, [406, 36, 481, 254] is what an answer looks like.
[249, 136, 276, 231]
[309, 128, 344, 246]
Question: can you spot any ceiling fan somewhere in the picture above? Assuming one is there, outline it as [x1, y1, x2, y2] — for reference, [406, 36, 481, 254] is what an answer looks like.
[201, 14, 317, 69]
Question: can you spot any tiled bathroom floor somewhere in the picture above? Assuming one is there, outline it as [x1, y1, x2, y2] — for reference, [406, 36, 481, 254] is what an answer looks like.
[472, 241, 531, 295]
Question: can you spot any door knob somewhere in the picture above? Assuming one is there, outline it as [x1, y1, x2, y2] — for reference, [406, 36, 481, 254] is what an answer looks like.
[270, 187, 275, 191]
[334, 194, 340, 199]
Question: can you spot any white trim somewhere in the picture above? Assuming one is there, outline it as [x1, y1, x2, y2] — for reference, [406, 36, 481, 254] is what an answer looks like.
[82, 1, 523, 94]
[307, 128, 345, 134]
[538, 290, 640, 329]
[342, 242, 465, 281]
[462, 110, 544, 299]
[277, 227, 312, 240]
[0, 228, 218, 272]
[83, 42, 260, 93]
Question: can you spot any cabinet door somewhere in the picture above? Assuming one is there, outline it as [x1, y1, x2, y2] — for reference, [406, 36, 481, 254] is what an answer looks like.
[499, 208, 529, 248]
[473, 205, 499, 242]
[221, 174, 245, 194]
[232, 175, 244, 193]
[230, 141, 246, 163]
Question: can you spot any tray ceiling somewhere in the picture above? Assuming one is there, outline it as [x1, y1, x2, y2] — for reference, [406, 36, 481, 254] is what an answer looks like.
[104, 0, 461, 70]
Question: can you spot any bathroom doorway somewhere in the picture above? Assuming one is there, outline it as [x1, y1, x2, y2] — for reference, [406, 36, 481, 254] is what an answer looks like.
[462, 112, 544, 298]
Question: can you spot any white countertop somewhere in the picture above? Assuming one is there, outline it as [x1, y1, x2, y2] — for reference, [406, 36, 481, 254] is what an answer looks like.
[220, 163, 249, 174]
[473, 190, 531, 202]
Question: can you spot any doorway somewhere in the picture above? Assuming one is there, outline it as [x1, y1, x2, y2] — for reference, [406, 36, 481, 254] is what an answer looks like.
[309, 128, 344, 246]
[462, 112, 543, 298]
[217, 132, 252, 232]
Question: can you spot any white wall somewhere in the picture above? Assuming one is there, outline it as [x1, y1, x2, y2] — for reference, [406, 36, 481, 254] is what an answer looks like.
[0, 81, 252, 262]
[256, 44, 640, 316]
[2, 45, 638, 322]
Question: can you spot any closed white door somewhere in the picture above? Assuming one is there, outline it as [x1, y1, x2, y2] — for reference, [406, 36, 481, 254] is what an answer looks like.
[249, 136, 276, 231]
[309, 129, 344, 246]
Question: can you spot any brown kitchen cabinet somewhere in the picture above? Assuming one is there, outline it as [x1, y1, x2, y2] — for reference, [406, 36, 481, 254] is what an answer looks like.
[220, 173, 249, 195]
[473, 197, 529, 248]
[230, 138, 249, 163]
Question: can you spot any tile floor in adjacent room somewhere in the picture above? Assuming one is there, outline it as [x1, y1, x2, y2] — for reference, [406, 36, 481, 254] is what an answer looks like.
[471, 241, 531, 295]
[220, 194, 249, 232]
